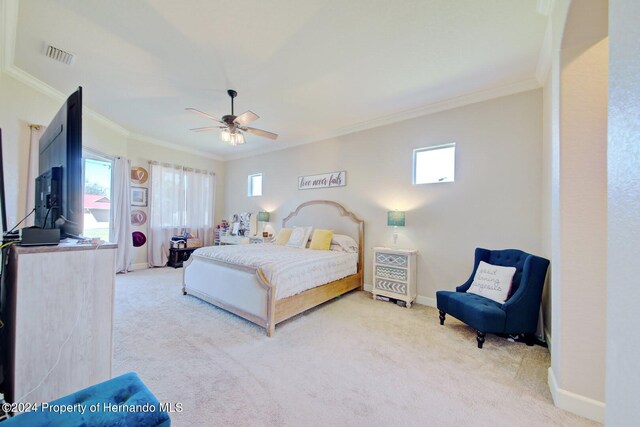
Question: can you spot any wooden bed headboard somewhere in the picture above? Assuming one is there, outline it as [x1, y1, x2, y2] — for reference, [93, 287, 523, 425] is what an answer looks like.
[282, 200, 365, 274]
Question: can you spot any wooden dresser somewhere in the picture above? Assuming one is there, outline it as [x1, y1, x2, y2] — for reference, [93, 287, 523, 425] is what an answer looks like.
[1, 242, 116, 405]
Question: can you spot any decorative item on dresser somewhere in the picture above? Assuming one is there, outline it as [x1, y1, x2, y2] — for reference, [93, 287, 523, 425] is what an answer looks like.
[372, 247, 417, 308]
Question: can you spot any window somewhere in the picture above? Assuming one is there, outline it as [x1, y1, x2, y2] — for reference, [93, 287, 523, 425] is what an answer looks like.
[413, 143, 456, 184]
[82, 150, 113, 240]
[248, 173, 262, 197]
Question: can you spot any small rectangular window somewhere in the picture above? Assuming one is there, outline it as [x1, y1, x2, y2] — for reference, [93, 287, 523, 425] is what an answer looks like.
[413, 143, 456, 184]
[248, 173, 262, 197]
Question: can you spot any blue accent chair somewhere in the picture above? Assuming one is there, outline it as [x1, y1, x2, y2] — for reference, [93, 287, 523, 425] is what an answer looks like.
[3, 372, 171, 426]
[436, 248, 549, 348]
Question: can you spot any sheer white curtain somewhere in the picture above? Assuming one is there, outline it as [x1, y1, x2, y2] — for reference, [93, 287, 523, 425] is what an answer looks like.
[185, 168, 216, 246]
[25, 124, 45, 226]
[148, 162, 214, 267]
[110, 157, 134, 273]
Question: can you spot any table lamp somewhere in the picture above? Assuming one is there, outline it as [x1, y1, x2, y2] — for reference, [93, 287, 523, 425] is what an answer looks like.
[258, 211, 270, 237]
[387, 211, 406, 245]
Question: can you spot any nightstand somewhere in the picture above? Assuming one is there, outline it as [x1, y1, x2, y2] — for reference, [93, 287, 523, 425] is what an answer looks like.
[167, 247, 197, 268]
[219, 235, 250, 245]
[249, 236, 272, 244]
[372, 247, 418, 308]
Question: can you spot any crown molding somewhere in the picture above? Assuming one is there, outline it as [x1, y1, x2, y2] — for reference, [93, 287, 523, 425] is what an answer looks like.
[330, 78, 542, 138]
[0, 0, 19, 71]
[128, 132, 224, 162]
[537, 0, 555, 17]
[225, 78, 542, 162]
[3, 0, 544, 164]
[536, 19, 553, 85]
[5, 64, 131, 136]
[4, 63, 224, 160]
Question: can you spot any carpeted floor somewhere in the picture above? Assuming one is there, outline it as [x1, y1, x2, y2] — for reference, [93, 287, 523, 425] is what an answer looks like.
[113, 268, 598, 427]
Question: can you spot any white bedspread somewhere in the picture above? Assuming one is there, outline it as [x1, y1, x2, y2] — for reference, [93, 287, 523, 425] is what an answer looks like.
[193, 244, 358, 299]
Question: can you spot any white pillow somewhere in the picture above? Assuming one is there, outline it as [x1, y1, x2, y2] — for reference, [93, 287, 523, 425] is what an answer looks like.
[286, 226, 313, 248]
[466, 261, 516, 304]
[331, 234, 358, 253]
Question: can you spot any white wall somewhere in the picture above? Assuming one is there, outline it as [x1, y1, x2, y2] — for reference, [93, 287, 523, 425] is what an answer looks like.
[224, 90, 543, 303]
[546, 0, 608, 422]
[606, 0, 640, 424]
[0, 71, 224, 268]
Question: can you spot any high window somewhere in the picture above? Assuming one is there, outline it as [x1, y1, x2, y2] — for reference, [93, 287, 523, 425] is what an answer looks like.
[413, 143, 456, 184]
[248, 173, 262, 197]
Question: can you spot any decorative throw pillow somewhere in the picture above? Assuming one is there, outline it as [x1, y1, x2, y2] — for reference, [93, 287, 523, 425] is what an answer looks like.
[309, 229, 334, 250]
[331, 234, 359, 253]
[275, 228, 293, 245]
[286, 226, 313, 248]
[466, 261, 517, 304]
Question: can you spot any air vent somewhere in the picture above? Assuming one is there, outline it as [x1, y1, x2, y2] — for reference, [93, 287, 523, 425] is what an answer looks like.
[44, 44, 76, 65]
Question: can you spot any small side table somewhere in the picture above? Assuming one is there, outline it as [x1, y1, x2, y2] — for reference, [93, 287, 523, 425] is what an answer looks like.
[372, 247, 418, 308]
[168, 247, 197, 268]
[219, 235, 250, 245]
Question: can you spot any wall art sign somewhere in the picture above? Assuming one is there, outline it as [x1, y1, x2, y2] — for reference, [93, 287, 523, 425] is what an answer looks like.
[298, 171, 346, 190]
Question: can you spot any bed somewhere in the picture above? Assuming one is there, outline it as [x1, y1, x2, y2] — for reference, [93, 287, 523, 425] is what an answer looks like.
[182, 200, 364, 336]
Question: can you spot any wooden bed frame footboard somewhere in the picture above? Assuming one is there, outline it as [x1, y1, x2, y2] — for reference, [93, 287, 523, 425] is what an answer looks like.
[183, 200, 364, 336]
[183, 257, 362, 337]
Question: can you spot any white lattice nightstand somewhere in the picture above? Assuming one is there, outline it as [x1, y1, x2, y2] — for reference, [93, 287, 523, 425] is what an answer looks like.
[372, 247, 418, 308]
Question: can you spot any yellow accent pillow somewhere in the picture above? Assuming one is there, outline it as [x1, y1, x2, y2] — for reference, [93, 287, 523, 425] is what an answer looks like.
[275, 228, 293, 245]
[309, 229, 334, 250]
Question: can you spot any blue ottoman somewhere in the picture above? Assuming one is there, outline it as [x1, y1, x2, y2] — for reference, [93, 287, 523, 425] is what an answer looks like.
[3, 372, 171, 426]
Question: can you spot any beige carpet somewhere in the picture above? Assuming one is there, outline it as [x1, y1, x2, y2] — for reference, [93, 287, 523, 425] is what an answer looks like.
[113, 268, 598, 427]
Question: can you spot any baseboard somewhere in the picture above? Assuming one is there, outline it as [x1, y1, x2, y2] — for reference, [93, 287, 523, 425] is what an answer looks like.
[547, 367, 605, 423]
[130, 262, 148, 271]
[416, 295, 436, 308]
[363, 283, 436, 308]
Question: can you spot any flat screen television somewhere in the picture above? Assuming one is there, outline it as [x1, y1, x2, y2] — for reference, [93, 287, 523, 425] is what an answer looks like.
[0, 129, 7, 237]
[35, 87, 83, 238]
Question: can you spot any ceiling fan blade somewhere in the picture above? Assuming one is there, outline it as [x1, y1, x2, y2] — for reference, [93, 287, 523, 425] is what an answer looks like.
[189, 126, 222, 132]
[244, 126, 278, 140]
[185, 108, 224, 124]
[234, 111, 259, 126]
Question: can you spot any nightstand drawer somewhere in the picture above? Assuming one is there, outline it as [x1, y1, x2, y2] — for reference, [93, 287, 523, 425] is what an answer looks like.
[375, 265, 407, 281]
[375, 252, 408, 268]
[374, 278, 407, 295]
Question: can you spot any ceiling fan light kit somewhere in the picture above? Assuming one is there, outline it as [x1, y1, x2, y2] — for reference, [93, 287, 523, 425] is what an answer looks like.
[186, 89, 278, 146]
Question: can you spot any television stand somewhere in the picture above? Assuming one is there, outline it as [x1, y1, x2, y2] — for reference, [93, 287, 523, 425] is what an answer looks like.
[1, 242, 117, 404]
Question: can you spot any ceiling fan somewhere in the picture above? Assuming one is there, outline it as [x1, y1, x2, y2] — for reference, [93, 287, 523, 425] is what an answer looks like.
[186, 89, 278, 146]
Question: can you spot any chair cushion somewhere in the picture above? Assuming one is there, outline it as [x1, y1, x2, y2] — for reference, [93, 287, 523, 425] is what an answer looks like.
[436, 291, 507, 333]
[3, 372, 171, 427]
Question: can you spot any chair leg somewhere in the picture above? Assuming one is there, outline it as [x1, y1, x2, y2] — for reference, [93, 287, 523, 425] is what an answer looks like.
[524, 333, 536, 346]
[438, 310, 446, 325]
[477, 331, 486, 349]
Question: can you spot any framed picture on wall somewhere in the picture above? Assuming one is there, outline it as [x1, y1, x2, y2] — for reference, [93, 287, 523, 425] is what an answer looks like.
[131, 187, 148, 207]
